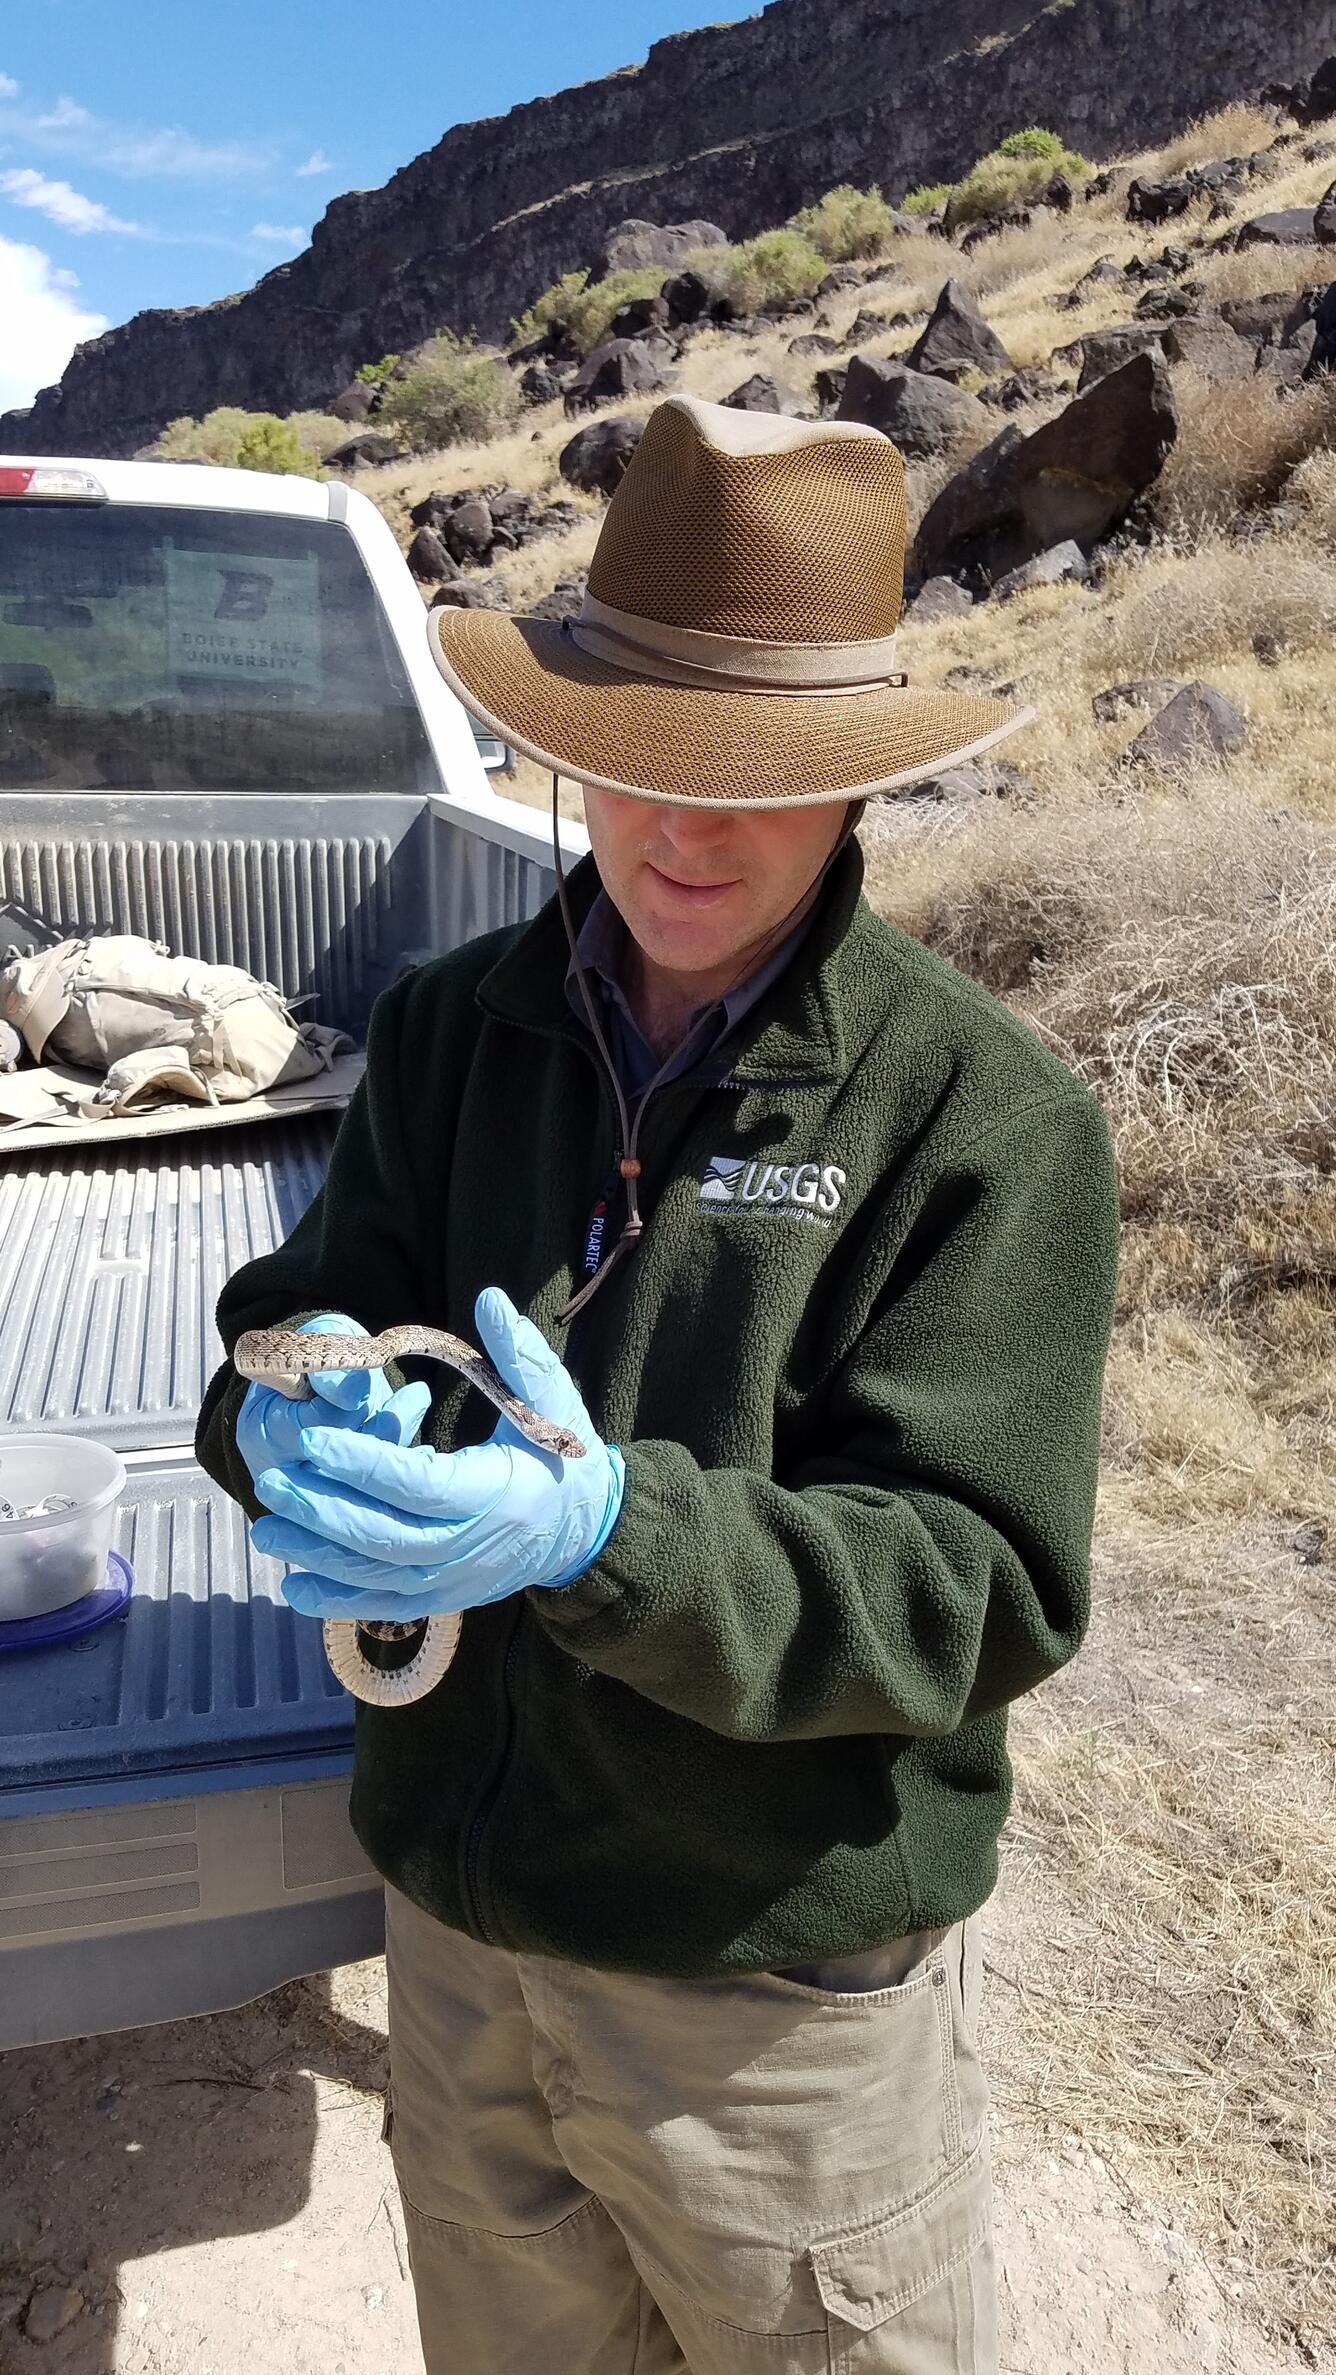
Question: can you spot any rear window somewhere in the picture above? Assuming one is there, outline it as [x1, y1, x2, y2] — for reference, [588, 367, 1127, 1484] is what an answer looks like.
[0, 502, 438, 794]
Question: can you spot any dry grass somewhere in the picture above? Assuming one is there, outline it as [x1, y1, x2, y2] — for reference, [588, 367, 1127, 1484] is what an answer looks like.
[1133, 103, 1288, 183]
[999, 1512, 1335, 2354]
[867, 781, 1336, 2346]
[1156, 378, 1336, 536]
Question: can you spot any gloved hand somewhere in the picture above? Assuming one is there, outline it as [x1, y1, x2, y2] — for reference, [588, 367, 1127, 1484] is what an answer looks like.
[236, 1312, 432, 1486]
[248, 1288, 626, 1623]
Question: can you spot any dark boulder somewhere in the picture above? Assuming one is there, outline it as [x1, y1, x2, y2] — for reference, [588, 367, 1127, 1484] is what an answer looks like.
[845, 309, 894, 347]
[990, 540, 1092, 600]
[1235, 208, 1318, 248]
[722, 375, 807, 415]
[957, 206, 1033, 251]
[1160, 316, 1257, 382]
[1125, 244, 1193, 283]
[329, 382, 375, 424]
[1127, 176, 1196, 224]
[559, 414, 645, 496]
[814, 365, 850, 418]
[406, 525, 454, 582]
[662, 268, 736, 327]
[1091, 677, 1184, 723]
[837, 354, 990, 458]
[908, 280, 1013, 381]
[435, 579, 504, 610]
[323, 432, 400, 469]
[563, 338, 670, 417]
[1056, 257, 1129, 309]
[443, 498, 495, 566]
[1259, 323, 1318, 383]
[1305, 280, 1336, 375]
[520, 362, 565, 405]
[1316, 180, 1336, 245]
[1267, 58, 1336, 126]
[1133, 284, 1197, 320]
[979, 367, 1065, 412]
[905, 576, 974, 624]
[528, 574, 589, 622]
[817, 264, 865, 298]
[1061, 323, 1165, 391]
[608, 294, 671, 340]
[1120, 681, 1247, 768]
[914, 351, 1179, 583]
[788, 332, 843, 358]
[594, 219, 727, 279]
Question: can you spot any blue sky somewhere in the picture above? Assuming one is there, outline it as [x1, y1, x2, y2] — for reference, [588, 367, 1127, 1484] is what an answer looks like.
[0, 0, 745, 410]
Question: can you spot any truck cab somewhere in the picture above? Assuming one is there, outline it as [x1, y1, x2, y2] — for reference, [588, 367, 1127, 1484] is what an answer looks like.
[0, 456, 586, 2048]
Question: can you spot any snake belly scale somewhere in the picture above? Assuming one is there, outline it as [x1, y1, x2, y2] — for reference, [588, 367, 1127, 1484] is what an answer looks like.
[233, 1325, 587, 1707]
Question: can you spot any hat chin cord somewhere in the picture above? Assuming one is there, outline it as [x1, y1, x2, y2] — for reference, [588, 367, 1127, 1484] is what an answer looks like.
[549, 776, 864, 1324]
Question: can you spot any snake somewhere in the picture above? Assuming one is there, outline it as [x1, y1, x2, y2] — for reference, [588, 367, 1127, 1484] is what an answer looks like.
[233, 1325, 587, 1708]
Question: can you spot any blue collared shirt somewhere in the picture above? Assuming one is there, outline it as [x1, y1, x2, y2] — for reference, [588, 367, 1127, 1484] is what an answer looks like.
[563, 888, 816, 1099]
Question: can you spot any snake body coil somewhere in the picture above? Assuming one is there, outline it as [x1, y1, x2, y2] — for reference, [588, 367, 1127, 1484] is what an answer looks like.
[233, 1323, 586, 1707]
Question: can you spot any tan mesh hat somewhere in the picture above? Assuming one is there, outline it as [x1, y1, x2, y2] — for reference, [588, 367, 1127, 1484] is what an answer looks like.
[429, 395, 1035, 809]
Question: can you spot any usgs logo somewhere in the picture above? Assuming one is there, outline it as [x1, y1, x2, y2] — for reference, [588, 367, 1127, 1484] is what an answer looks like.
[699, 1155, 847, 1226]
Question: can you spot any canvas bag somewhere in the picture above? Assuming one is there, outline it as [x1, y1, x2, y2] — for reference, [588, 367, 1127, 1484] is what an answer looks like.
[0, 934, 350, 1115]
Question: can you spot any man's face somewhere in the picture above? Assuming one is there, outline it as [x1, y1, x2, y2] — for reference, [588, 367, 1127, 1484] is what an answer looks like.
[582, 787, 848, 984]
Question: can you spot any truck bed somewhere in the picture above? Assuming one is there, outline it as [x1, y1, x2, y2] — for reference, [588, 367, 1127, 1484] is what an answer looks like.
[0, 1111, 384, 2047]
[0, 783, 575, 2047]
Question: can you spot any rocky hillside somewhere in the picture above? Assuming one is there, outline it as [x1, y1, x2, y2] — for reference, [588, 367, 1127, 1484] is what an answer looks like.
[7, 0, 1336, 457]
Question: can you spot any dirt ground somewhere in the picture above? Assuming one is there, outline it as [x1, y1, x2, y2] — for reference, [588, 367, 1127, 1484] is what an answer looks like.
[2, 1539, 1326, 2375]
[0, 1911, 1310, 2375]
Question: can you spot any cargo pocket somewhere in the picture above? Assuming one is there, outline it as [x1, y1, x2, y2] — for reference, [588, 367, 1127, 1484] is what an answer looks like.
[809, 2129, 994, 2373]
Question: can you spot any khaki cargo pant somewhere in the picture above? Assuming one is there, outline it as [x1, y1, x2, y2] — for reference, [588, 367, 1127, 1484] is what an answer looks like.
[382, 1881, 995, 2374]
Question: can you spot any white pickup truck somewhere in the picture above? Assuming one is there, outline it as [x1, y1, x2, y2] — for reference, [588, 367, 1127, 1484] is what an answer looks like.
[0, 454, 587, 2048]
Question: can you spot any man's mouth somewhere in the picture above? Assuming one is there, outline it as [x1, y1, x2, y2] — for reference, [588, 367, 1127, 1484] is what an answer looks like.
[645, 863, 741, 910]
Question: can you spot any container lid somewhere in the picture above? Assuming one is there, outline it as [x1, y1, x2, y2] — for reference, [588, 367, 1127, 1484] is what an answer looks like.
[0, 1549, 133, 1654]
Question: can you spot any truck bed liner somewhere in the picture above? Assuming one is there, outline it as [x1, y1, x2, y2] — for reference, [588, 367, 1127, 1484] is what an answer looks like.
[0, 1451, 353, 1805]
[0, 1117, 336, 1450]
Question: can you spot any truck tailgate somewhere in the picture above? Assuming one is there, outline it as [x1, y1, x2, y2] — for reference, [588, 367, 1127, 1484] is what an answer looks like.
[0, 1117, 380, 2047]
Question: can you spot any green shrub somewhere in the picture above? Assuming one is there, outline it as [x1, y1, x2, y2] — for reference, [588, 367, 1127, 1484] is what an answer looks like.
[153, 407, 260, 465]
[996, 127, 1070, 162]
[511, 266, 667, 357]
[945, 133, 1091, 229]
[901, 182, 952, 217]
[355, 352, 401, 386]
[706, 227, 826, 315]
[235, 416, 324, 477]
[151, 406, 333, 473]
[791, 184, 897, 262]
[376, 332, 521, 451]
[286, 410, 355, 460]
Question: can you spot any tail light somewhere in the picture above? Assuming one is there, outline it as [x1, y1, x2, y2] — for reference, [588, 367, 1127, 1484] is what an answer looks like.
[0, 466, 107, 501]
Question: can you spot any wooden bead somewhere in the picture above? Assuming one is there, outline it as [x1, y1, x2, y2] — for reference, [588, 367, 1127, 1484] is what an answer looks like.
[619, 1157, 643, 1180]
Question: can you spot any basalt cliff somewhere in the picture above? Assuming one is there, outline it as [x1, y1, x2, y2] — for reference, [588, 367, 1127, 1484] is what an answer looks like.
[6, 0, 1336, 457]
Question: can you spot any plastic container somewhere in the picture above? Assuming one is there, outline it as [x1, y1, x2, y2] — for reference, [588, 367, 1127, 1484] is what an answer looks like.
[0, 1436, 127, 1621]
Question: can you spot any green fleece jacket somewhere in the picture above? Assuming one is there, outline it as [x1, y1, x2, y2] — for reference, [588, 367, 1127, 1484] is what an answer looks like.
[196, 839, 1121, 1978]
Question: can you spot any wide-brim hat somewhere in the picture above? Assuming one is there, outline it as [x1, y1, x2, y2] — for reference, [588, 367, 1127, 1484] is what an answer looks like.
[429, 395, 1035, 810]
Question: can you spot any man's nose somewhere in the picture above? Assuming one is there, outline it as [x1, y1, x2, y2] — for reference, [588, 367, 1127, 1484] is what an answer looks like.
[655, 805, 733, 855]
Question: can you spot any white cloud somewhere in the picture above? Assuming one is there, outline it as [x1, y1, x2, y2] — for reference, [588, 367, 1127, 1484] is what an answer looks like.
[0, 87, 272, 181]
[296, 149, 332, 177]
[0, 236, 107, 412]
[0, 168, 146, 237]
[251, 222, 305, 246]
[35, 97, 92, 131]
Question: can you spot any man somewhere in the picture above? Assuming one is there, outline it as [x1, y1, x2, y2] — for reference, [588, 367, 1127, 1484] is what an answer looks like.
[197, 396, 1121, 2373]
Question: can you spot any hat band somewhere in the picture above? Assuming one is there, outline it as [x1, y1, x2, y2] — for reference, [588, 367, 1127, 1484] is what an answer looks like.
[568, 592, 907, 698]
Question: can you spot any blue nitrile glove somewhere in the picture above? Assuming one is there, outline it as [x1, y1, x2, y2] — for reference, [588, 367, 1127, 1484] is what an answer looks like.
[248, 1288, 626, 1624]
[236, 1313, 432, 1485]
